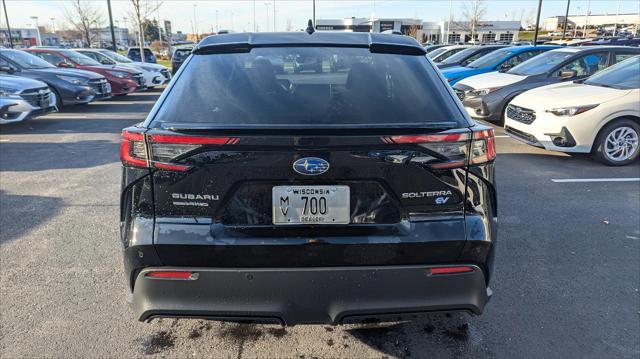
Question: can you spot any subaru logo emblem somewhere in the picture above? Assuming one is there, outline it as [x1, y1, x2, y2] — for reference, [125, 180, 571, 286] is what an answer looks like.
[293, 157, 329, 176]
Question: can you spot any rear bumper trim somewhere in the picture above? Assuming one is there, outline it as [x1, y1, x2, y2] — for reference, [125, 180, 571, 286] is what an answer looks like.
[132, 264, 491, 325]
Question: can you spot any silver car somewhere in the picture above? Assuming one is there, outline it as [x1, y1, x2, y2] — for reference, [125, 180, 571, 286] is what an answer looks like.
[0, 74, 57, 124]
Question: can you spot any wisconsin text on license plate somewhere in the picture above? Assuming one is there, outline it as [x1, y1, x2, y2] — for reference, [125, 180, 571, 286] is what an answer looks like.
[272, 185, 350, 225]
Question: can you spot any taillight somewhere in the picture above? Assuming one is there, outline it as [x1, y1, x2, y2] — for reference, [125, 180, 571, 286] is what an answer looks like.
[382, 133, 470, 169]
[120, 130, 148, 167]
[120, 130, 239, 171]
[469, 129, 496, 165]
[148, 134, 238, 171]
[380, 129, 496, 168]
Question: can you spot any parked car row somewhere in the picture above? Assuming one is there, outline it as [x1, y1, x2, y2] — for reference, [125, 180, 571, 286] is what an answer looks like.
[0, 47, 171, 124]
[432, 43, 640, 165]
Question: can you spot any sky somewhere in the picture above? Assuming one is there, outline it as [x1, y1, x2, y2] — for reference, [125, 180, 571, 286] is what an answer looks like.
[2, 0, 639, 34]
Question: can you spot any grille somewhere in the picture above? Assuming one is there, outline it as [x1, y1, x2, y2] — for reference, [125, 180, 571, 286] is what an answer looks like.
[132, 73, 144, 86]
[454, 89, 465, 101]
[20, 87, 51, 108]
[506, 104, 536, 124]
[88, 79, 109, 94]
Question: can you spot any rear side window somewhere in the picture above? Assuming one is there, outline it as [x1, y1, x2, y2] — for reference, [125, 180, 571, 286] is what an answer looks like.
[152, 47, 462, 128]
[172, 49, 191, 60]
[558, 52, 608, 77]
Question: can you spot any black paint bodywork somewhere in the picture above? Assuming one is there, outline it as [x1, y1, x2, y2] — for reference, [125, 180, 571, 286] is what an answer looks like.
[120, 32, 498, 324]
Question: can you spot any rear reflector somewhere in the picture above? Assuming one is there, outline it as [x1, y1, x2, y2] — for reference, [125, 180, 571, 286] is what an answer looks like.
[144, 271, 199, 280]
[428, 266, 475, 275]
[383, 133, 470, 144]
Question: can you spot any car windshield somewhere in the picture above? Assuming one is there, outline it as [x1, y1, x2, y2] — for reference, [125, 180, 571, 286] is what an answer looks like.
[438, 47, 479, 64]
[152, 47, 462, 128]
[584, 56, 640, 90]
[85, 51, 116, 65]
[467, 49, 513, 69]
[100, 50, 133, 63]
[0, 49, 54, 69]
[58, 50, 101, 66]
[508, 51, 574, 76]
[426, 47, 448, 59]
[431, 48, 465, 62]
[173, 49, 191, 60]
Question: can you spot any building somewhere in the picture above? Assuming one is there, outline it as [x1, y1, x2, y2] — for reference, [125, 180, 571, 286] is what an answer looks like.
[92, 26, 130, 48]
[0, 28, 41, 47]
[315, 18, 520, 44]
[543, 13, 640, 31]
[439, 21, 521, 43]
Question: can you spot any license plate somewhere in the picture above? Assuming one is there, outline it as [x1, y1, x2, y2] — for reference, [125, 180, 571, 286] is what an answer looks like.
[272, 185, 350, 225]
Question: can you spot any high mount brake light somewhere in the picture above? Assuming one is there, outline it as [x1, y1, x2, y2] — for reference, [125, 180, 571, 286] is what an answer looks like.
[380, 129, 495, 168]
[120, 130, 239, 171]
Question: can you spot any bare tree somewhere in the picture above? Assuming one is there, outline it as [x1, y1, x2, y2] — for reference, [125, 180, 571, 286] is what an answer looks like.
[461, 0, 486, 41]
[129, 0, 162, 62]
[65, 0, 103, 47]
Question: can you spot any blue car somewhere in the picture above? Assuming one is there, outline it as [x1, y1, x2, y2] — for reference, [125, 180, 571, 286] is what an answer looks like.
[441, 45, 561, 85]
[127, 47, 157, 63]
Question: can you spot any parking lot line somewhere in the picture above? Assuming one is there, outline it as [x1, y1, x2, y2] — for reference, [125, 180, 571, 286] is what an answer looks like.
[552, 178, 640, 183]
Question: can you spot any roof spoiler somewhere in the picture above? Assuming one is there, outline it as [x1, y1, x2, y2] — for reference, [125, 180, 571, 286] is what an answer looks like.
[193, 42, 426, 56]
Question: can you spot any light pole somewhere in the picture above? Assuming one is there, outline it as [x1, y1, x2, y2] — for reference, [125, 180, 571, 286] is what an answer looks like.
[533, 0, 542, 46]
[2, 0, 14, 48]
[216, 10, 219, 32]
[273, 0, 276, 31]
[107, 0, 117, 51]
[193, 4, 198, 41]
[561, 0, 570, 40]
[50, 17, 56, 33]
[253, 0, 256, 32]
[583, 0, 591, 38]
[264, 2, 271, 32]
[574, 6, 580, 38]
[446, 0, 452, 44]
[30, 16, 41, 46]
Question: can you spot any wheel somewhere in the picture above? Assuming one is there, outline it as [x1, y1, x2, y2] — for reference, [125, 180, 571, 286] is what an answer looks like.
[591, 119, 640, 166]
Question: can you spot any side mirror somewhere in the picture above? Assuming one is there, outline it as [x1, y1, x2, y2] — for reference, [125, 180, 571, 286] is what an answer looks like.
[0, 65, 14, 73]
[559, 69, 577, 79]
[57, 62, 72, 68]
[100, 59, 111, 65]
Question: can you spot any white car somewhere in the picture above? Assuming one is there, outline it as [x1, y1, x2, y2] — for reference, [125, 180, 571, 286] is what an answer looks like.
[504, 56, 640, 166]
[75, 49, 171, 87]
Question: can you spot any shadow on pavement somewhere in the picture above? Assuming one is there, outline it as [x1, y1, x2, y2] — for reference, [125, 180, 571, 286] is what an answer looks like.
[0, 190, 64, 244]
[0, 140, 120, 172]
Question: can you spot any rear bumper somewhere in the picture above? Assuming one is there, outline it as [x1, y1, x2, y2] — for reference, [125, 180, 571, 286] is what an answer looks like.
[132, 264, 491, 325]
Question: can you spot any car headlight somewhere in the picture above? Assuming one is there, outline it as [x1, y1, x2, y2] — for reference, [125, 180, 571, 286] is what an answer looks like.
[447, 76, 461, 83]
[106, 70, 130, 78]
[0, 87, 21, 98]
[546, 104, 599, 117]
[56, 75, 88, 85]
[469, 87, 502, 96]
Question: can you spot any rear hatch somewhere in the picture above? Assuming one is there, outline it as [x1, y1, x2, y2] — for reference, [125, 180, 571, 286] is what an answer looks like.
[122, 44, 495, 266]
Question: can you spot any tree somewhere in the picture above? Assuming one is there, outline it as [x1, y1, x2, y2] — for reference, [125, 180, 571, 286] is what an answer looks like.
[65, 0, 103, 47]
[143, 19, 159, 41]
[461, 0, 486, 41]
[129, 0, 162, 63]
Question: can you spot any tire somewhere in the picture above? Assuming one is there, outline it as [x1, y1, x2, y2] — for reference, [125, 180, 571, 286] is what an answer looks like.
[591, 119, 640, 166]
[51, 87, 62, 109]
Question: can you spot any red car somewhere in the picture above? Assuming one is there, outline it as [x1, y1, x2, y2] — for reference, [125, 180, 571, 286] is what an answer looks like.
[24, 48, 145, 96]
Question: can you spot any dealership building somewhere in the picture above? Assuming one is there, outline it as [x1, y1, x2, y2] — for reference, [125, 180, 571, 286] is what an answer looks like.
[315, 18, 520, 44]
[543, 13, 640, 31]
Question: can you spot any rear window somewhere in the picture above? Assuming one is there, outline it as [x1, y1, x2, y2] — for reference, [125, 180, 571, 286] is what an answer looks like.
[152, 47, 462, 128]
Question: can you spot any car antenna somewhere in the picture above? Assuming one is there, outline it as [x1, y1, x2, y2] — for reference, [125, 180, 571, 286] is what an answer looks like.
[306, 19, 315, 34]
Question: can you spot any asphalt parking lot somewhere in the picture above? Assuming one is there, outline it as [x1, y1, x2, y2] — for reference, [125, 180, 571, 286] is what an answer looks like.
[1, 88, 638, 359]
